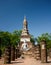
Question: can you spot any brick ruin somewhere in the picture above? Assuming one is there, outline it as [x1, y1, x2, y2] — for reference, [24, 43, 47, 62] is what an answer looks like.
[0, 17, 51, 64]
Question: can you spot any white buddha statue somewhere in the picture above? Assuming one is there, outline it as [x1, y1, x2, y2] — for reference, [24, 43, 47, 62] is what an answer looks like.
[21, 40, 29, 51]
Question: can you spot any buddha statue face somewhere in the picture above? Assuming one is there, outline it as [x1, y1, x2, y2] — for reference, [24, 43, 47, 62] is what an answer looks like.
[21, 40, 29, 51]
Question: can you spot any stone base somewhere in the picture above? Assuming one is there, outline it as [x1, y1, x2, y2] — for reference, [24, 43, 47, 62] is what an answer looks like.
[21, 50, 33, 58]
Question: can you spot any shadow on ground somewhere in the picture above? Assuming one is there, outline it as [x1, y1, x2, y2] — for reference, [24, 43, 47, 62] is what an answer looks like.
[11, 61, 24, 64]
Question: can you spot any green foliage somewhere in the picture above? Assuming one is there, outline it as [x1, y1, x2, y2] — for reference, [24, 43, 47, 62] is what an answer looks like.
[0, 31, 11, 47]
[30, 35, 35, 45]
[0, 30, 51, 53]
[37, 33, 51, 49]
[0, 30, 22, 53]
[10, 30, 22, 47]
[0, 31, 11, 53]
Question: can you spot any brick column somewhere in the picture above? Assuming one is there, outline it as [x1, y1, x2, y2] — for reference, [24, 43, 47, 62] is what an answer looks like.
[0, 49, 2, 59]
[15, 47, 17, 59]
[35, 44, 41, 60]
[17, 47, 21, 58]
[32, 45, 35, 57]
[40, 40, 47, 63]
[4, 46, 11, 64]
[49, 48, 51, 58]
[11, 46, 15, 61]
[0, 38, 2, 59]
[34, 46, 36, 59]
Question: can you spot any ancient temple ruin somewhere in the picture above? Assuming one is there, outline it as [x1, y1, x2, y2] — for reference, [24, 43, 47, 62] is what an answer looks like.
[20, 17, 33, 57]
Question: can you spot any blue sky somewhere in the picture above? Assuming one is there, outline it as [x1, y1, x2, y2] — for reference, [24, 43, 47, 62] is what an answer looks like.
[0, 0, 51, 37]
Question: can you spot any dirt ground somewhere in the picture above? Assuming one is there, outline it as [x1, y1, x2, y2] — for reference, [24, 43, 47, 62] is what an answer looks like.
[0, 57, 51, 65]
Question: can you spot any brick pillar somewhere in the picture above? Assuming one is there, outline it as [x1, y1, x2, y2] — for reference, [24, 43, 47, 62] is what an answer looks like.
[32, 45, 35, 57]
[34, 46, 36, 58]
[17, 47, 21, 58]
[49, 48, 51, 58]
[35, 44, 41, 60]
[0, 49, 2, 59]
[11, 46, 15, 61]
[4, 46, 11, 64]
[34, 46, 36, 59]
[40, 40, 47, 63]
[15, 47, 17, 59]
[0, 38, 2, 59]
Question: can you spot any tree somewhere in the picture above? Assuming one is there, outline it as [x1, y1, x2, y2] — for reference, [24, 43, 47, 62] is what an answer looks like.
[0, 31, 11, 53]
[37, 33, 51, 49]
[10, 30, 22, 47]
[0, 30, 22, 53]
[30, 35, 35, 45]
